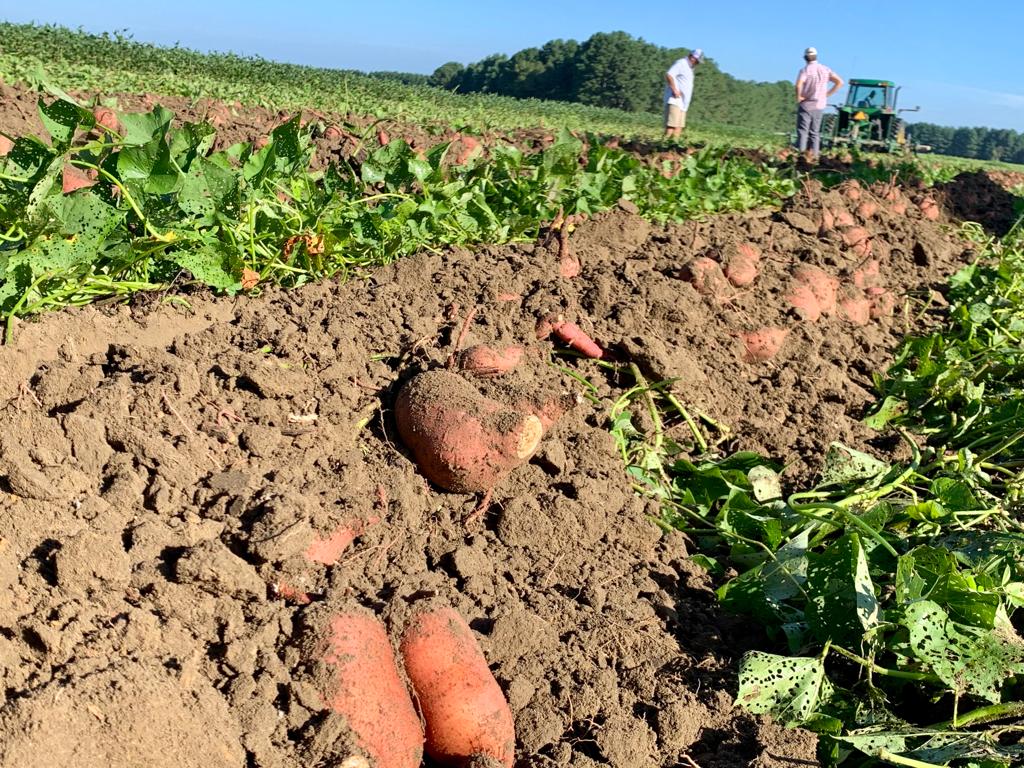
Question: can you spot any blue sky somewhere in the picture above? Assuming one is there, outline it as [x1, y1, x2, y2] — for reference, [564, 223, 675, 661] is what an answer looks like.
[4, 1, 1023, 130]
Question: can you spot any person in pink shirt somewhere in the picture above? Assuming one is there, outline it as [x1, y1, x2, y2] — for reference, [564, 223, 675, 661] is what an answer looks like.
[795, 47, 844, 161]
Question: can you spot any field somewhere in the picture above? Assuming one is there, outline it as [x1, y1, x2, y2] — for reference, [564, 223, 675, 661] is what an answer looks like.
[2, 24, 1024, 768]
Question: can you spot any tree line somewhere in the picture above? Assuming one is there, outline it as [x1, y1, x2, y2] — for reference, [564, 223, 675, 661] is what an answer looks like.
[427, 32, 1023, 164]
[429, 32, 794, 133]
[907, 124, 1024, 164]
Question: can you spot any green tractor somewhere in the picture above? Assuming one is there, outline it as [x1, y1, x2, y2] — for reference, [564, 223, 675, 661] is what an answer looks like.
[820, 79, 927, 153]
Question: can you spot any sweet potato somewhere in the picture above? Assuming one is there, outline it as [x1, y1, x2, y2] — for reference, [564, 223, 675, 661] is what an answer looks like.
[93, 106, 120, 134]
[841, 226, 870, 248]
[62, 164, 97, 194]
[919, 198, 940, 221]
[851, 237, 873, 259]
[842, 181, 863, 201]
[788, 265, 838, 320]
[457, 345, 525, 378]
[395, 370, 544, 493]
[320, 610, 424, 768]
[891, 201, 907, 216]
[834, 208, 856, 228]
[852, 260, 881, 289]
[741, 327, 789, 363]
[401, 605, 515, 768]
[785, 283, 822, 322]
[725, 253, 758, 287]
[305, 518, 380, 565]
[869, 289, 897, 319]
[378, 129, 390, 146]
[0, 134, 13, 157]
[856, 200, 878, 220]
[685, 257, 730, 298]
[323, 125, 344, 141]
[819, 207, 836, 234]
[737, 242, 762, 262]
[839, 297, 872, 326]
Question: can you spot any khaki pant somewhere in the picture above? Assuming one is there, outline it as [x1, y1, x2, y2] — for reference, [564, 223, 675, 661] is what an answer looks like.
[665, 104, 687, 129]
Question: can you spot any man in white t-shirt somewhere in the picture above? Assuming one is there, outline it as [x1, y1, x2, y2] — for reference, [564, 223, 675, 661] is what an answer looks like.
[664, 48, 703, 138]
[795, 46, 844, 161]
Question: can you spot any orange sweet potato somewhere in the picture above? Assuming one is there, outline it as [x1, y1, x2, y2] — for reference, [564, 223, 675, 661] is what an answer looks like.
[919, 198, 940, 221]
[93, 106, 120, 134]
[684, 257, 730, 298]
[457, 345, 525, 378]
[788, 265, 838, 320]
[401, 606, 515, 768]
[62, 164, 97, 194]
[856, 200, 878, 220]
[395, 370, 543, 493]
[834, 208, 856, 228]
[741, 327, 789, 363]
[725, 254, 758, 287]
[841, 226, 870, 248]
[320, 610, 424, 768]
[0, 134, 14, 157]
[840, 297, 872, 326]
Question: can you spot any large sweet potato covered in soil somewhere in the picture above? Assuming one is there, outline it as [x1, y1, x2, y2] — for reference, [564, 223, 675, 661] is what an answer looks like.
[395, 370, 543, 493]
[401, 605, 515, 767]
[319, 610, 424, 768]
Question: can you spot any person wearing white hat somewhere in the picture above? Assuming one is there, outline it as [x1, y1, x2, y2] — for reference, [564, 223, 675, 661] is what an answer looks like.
[795, 46, 844, 161]
[664, 48, 704, 139]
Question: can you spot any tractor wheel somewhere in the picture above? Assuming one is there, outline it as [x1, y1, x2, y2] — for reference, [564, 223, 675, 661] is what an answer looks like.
[820, 114, 837, 150]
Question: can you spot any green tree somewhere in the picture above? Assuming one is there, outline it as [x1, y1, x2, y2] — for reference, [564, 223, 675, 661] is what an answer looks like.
[429, 62, 464, 89]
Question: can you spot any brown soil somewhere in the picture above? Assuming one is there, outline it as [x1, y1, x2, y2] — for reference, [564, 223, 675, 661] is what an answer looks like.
[0, 87, 977, 768]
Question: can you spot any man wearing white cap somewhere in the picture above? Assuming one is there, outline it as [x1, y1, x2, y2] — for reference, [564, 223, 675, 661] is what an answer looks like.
[795, 46, 843, 161]
[664, 48, 704, 138]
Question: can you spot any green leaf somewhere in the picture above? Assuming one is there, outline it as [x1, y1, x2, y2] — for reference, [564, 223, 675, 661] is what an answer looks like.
[735, 650, 833, 727]
[806, 532, 879, 644]
[904, 600, 1024, 703]
[819, 443, 889, 487]
[37, 98, 91, 149]
[168, 243, 241, 292]
[116, 136, 181, 195]
[864, 395, 907, 429]
[748, 465, 782, 502]
[119, 106, 174, 146]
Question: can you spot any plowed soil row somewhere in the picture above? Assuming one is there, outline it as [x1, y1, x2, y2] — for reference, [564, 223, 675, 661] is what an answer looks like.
[0, 87, 985, 768]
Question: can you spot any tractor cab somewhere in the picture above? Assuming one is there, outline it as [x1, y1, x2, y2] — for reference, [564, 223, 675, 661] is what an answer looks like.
[819, 78, 924, 153]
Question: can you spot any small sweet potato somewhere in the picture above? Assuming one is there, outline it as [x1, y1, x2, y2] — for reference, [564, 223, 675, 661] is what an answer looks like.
[851, 237, 873, 259]
[457, 345, 525, 378]
[395, 370, 543, 493]
[891, 201, 907, 216]
[0, 134, 14, 157]
[378, 129, 390, 146]
[538, 314, 602, 359]
[820, 207, 836, 234]
[919, 198, 940, 221]
[842, 181, 863, 201]
[320, 610, 424, 768]
[840, 297, 872, 326]
[785, 283, 822, 322]
[791, 265, 838, 318]
[62, 164, 97, 194]
[725, 253, 758, 287]
[834, 208, 856, 228]
[401, 605, 515, 768]
[856, 200, 878, 220]
[741, 327, 789, 363]
[841, 226, 870, 248]
[93, 106, 120, 133]
[684, 257, 730, 298]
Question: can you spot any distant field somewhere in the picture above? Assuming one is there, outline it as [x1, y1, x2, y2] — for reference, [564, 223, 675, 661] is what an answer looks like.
[0, 22, 1020, 175]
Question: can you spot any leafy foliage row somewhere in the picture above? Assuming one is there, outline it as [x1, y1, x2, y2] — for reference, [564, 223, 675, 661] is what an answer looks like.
[0, 96, 796, 335]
